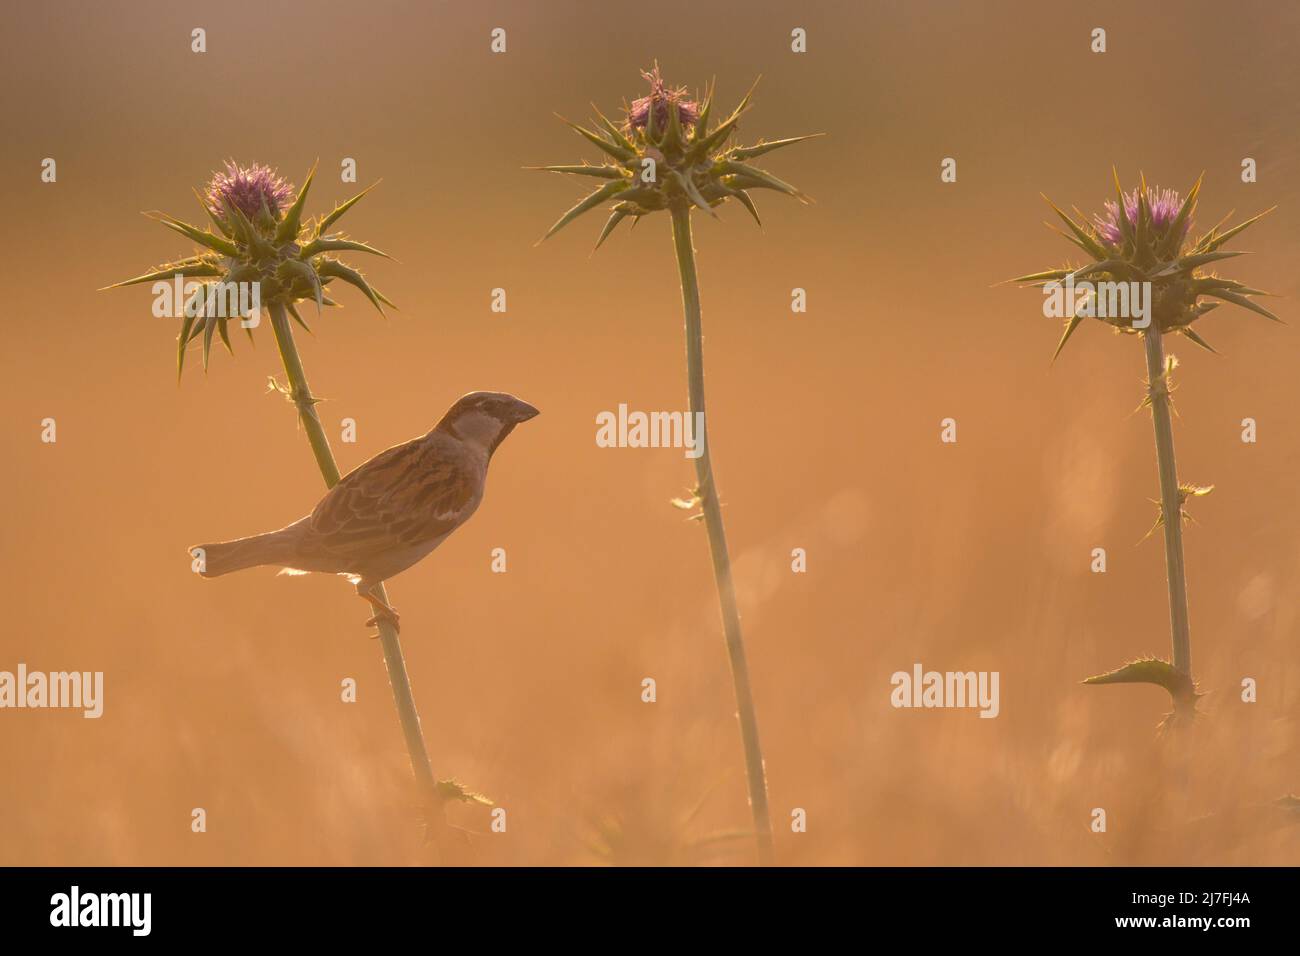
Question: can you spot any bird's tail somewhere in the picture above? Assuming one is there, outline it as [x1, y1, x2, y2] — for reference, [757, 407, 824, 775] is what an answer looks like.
[190, 528, 300, 578]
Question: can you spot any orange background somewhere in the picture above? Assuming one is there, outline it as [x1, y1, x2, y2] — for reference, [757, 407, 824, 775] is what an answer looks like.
[1, 0, 1297, 865]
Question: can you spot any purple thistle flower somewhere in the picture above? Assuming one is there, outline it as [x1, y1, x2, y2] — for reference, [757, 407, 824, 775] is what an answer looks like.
[627, 65, 700, 132]
[205, 161, 295, 225]
[1095, 186, 1189, 247]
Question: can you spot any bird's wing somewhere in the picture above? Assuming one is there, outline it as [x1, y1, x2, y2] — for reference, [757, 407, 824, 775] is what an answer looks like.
[303, 435, 478, 561]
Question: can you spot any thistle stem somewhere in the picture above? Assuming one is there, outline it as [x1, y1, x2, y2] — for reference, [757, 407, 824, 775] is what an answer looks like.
[266, 302, 440, 818]
[1142, 324, 1193, 687]
[669, 202, 774, 866]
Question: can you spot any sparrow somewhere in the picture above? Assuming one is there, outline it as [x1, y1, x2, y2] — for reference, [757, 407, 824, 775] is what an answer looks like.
[191, 391, 539, 632]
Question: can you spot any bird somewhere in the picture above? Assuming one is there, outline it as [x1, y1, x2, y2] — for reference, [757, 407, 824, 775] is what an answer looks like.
[190, 391, 539, 632]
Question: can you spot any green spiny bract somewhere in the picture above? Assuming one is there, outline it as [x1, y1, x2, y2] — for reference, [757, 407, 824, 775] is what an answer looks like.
[104, 162, 395, 378]
[532, 65, 822, 246]
[1014, 171, 1278, 360]
[1082, 657, 1202, 734]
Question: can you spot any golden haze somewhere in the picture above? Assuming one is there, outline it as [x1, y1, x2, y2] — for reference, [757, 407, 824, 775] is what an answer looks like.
[1, 0, 1297, 864]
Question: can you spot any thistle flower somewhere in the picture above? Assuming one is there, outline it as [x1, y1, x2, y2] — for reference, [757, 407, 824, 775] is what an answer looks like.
[627, 65, 701, 132]
[105, 161, 395, 378]
[1017, 171, 1278, 359]
[535, 68, 821, 866]
[1016, 172, 1280, 730]
[1095, 185, 1189, 248]
[532, 64, 822, 246]
[204, 161, 295, 227]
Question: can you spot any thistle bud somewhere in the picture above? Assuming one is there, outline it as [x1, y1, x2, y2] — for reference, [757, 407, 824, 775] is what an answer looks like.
[627, 65, 701, 133]
[106, 161, 395, 378]
[533, 64, 822, 246]
[1015, 172, 1278, 357]
[204, 161, 294, 232]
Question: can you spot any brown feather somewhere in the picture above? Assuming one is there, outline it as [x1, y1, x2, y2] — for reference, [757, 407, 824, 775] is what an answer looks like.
[190, 391, 537, 590]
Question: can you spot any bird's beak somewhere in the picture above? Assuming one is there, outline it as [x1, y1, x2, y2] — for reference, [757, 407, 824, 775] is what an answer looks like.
[514, 400, 540, 422]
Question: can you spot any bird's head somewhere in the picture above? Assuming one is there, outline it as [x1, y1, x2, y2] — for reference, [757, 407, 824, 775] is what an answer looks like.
[437, 391, 540, 455]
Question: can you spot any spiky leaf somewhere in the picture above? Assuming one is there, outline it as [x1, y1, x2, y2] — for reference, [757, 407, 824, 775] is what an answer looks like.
[301, 237, 393, 260]
[540, 179, 630, 241]
[728, 134, 825, 161]
[315, 259, 388, 316]
[528, 164, 627, 180]
[146, 212, 240, 258]
[316, 181, 380, 235]
[561, 117, 635, 162]
[275, 161, 316, 242]
[716, 161, 807, 201]
[730, 188, 762, 228]
[593, 209, 628, 251]
[1205, 289, 1281, 322]
[1194, 207, 1275, 254]
[437, 778, 494, 807]
[1083, 657, 1196, 705]
[102, 260, 225, 290]
[1041, 195, 1107, 261]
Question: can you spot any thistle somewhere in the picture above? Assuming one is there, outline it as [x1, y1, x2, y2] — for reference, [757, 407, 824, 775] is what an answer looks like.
[532, 64, 821, 245]
[105, 163, 455, 849]
[105, 160, 394, 379]
[534, 66, 820, 865]
[1015, 172, 1279, 729]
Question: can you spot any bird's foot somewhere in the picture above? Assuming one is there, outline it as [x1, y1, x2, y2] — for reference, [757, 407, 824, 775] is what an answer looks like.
[358, 586, 402, 635]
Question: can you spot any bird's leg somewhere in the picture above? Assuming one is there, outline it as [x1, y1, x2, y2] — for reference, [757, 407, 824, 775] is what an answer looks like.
[357, 583, 401, 635]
